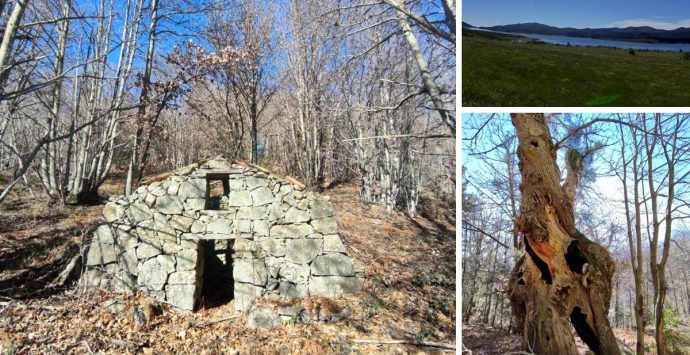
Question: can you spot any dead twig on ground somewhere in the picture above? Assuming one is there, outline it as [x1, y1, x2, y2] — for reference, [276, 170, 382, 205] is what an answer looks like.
[352, 338, 456, 350]
[193, 315, 238, 328]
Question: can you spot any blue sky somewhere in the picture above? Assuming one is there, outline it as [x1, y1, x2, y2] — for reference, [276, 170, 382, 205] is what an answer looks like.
[463, 0, 690, 29]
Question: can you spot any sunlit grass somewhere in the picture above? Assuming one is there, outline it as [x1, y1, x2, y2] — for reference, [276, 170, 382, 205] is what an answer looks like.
[462, 33, 690, 106]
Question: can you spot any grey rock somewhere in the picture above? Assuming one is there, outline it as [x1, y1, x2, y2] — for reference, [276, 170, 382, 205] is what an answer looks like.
[190, 220, 206, 233]
[251, 187, 274, 206]
[308, 276, 362, 297]
[228, 190, 253, 206]
[144, 193, 157, 207]
[246, 306, 280, 329]
[265, 256, 282, 278]
[246, 177, 269, 189]
[178, 178, 206, 200]
[253, 220, 270, 237]
[86, 242, 120, 266]
[284, 207, 310, 223]
[126, 203, 153, 224]
[311, 254, 355, 276]
[259, 238, 286, 257]
[233, 259, 268, 285]
[103, 203, 125, 222]
[268, 202, 285, 221]
[165, 284, 197, 310]
[184, 198, 206, 210]
[310, 199, 334, 219]
[236, 220, 252, 233]
[137, 258, 169, 290]
[108, 272, 137, 293]
[136, 243, 162, 259]
[167, 182, 180, 195]
[279, 262, 310, 284]
[323, 234, 347, 253]
[162, 240, 182, 254]
[133, 306, 148, 328]
[170, 215, 194, 232]
[278, 281, 308, 298]
[228, 178, 245, 190]
[156, 254, 176, 274]
[236, 206, 266, 220]
[155, 195, 183, 215]
[94, 224, 115, 244]
[270, 224, 313, 239]
[177, 248, 198, 271]
[207, 218, 233, 234]
[234, 283, 264, 311]
[311, 217, 338, 234]
[168, 271, 196, 284]
[119, 249, 139, 275]
[285, 239, 322, 264]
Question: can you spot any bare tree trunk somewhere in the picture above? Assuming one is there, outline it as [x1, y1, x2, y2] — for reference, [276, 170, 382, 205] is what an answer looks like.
[507, 114, 620, 355]
[0, 0, 29, 91]
[391, 1, 455, 136]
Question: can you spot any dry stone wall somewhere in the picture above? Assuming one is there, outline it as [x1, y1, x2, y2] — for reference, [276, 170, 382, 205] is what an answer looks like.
[83, 156, 363, 311]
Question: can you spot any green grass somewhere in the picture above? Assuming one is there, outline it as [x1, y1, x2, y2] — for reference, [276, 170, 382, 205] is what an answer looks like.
[462, 33, 690, 106]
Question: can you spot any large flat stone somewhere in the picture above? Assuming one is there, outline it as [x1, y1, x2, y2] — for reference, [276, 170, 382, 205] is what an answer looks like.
[207, 218, 233, 234]
[311, 217, 338, 234]
[251, 187, 274, 206]
[103, 203, 125, 222]
[228, 190, 252, 206]
[310, 199, 334, 219]
[94, 224, 115, 244]
[270, 224, 313, 239]
[170, 215, 194, 232]
[285, 239, 322, 264]
[311, 254, 355, 276]
[233, 259, 268, 285]
[246, 306, 280, 329]
[246, 177, 269, 190]
[168, 271, 196, 284]
[284, 207, 310, 223]
[86, 242, 120, 266]
[178, 178, 206, 200]
[308, 276, 362, 297]
[155, 195, 183, 215]
[279, 262, 310, 284]
[126, 203, 153, 224]
[136, 243, 162, 259]
[234, 283, 264, 311]
[177, 248, 198, 271]
[259, 238, 285, 257]
[137, 258, 169, 290]
[165, 284, 197, 310]
[323, 234, 347, 253]
[118, 249, 139, 275]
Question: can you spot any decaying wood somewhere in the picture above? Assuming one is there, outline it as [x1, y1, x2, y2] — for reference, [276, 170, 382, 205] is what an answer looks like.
[351, 338, 456, 350]
[507, 114, 620, 355]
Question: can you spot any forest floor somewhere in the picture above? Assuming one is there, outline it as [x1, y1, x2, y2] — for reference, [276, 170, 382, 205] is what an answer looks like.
[461, 321, 689, 354]
[0, 177, 456, 354]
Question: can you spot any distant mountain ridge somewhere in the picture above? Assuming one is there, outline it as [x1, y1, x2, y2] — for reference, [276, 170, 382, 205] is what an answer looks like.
[481, 22, 690, 43]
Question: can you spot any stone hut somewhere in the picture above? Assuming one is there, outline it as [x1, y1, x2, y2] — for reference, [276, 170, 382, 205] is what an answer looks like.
[83, 156, 363, 311]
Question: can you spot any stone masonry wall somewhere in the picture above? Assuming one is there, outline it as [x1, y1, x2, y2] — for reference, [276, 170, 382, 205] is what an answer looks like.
[83, 156, 363, 311]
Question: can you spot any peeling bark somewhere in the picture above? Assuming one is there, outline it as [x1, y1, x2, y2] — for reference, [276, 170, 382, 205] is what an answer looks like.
[507, 114, 620, 355]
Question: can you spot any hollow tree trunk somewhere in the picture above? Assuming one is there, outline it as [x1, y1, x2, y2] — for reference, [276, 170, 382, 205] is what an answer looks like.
[507, 114, 620, 355]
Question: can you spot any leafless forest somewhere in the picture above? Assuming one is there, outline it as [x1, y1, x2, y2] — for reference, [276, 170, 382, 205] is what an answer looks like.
[463, 114, 690, 354]
[0, 0, 456, 353]
[0, 0, 455, 210]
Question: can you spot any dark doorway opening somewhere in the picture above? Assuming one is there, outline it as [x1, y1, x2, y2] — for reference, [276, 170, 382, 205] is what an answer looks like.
[199, 239, 234, 309]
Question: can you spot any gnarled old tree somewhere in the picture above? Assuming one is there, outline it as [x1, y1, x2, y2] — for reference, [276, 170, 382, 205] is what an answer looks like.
[507, 114, 620, 354]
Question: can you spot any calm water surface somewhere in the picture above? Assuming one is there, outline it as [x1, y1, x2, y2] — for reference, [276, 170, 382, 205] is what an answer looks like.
[477, 29, 690, 52]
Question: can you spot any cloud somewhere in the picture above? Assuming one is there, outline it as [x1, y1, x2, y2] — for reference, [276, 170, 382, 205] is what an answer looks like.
[609, 18, 690, 30]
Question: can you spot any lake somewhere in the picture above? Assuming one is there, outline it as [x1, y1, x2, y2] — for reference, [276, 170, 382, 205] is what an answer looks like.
[475, 29, 690, 52]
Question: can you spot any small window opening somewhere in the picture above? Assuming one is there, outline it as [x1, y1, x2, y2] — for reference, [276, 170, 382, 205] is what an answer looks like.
[200, 239, 234, 309]
[205, 174, 230, 210]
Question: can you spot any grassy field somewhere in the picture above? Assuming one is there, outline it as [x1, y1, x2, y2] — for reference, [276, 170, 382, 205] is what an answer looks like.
[462, 31, 690, 106]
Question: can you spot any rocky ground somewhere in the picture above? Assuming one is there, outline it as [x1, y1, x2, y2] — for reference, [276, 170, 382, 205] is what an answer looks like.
[0, 179, 456, 354]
